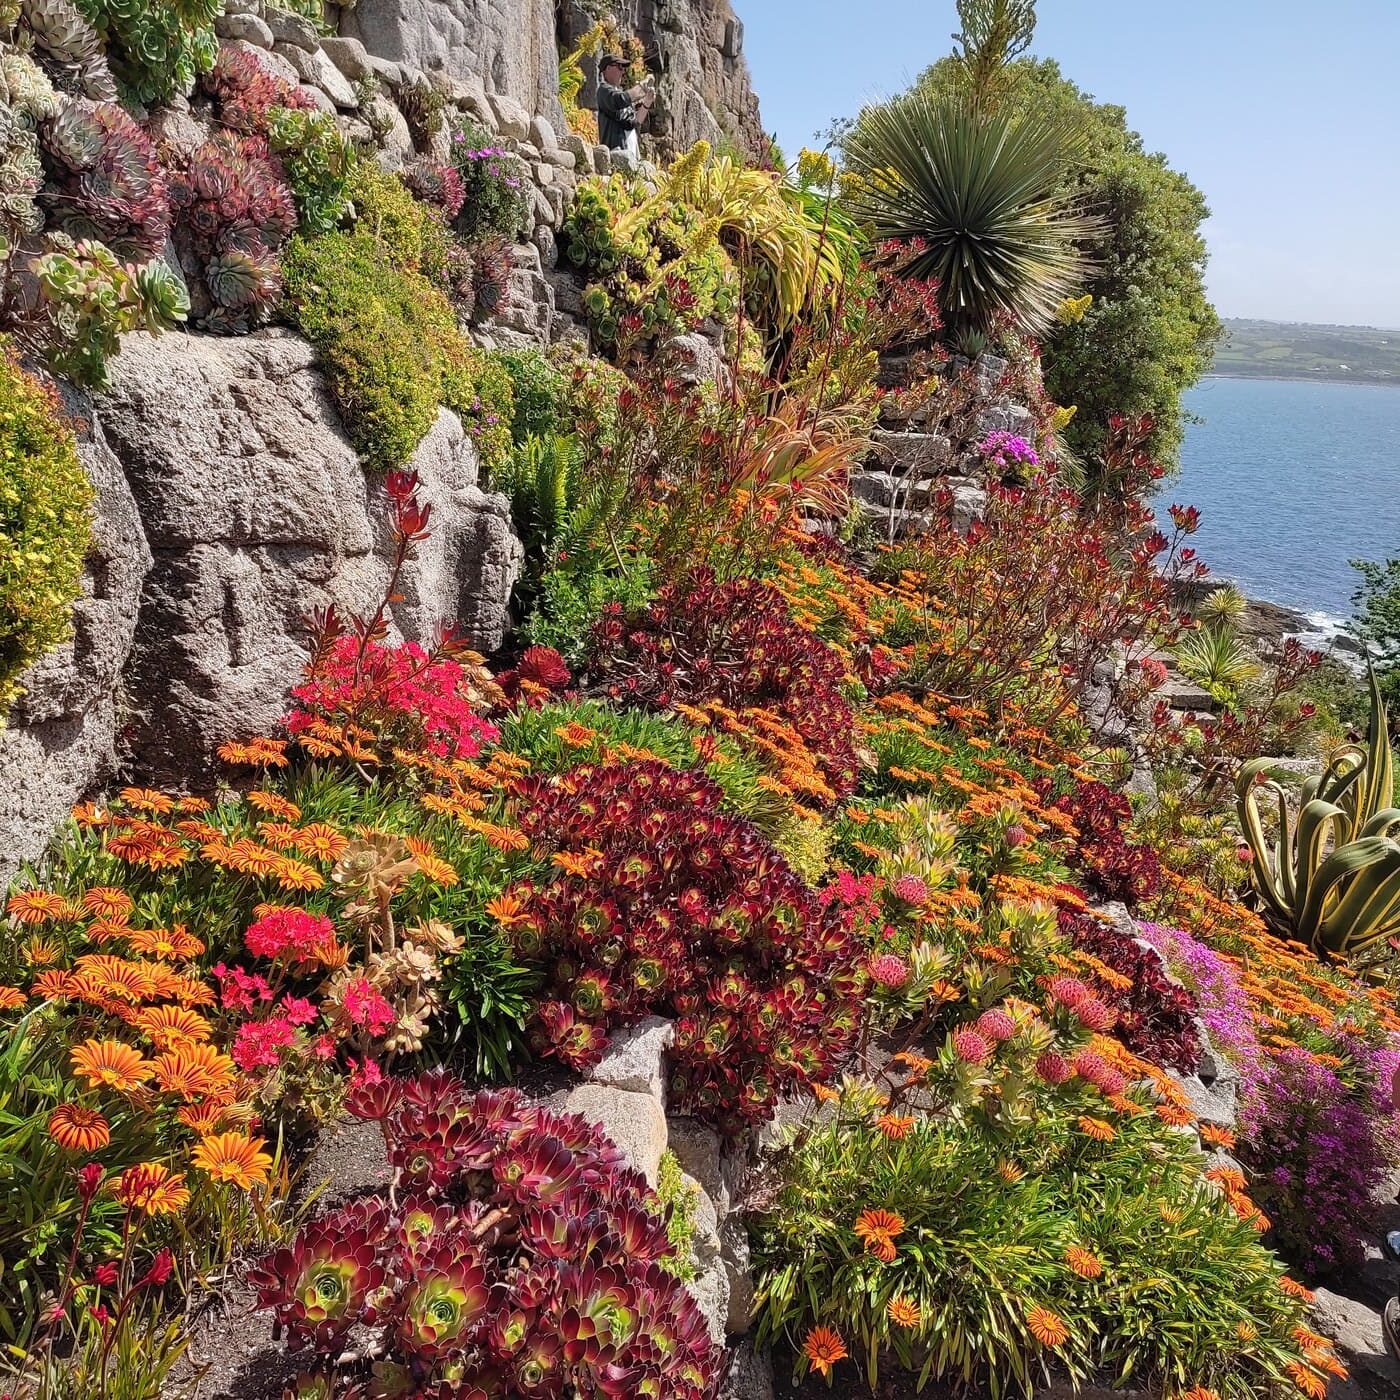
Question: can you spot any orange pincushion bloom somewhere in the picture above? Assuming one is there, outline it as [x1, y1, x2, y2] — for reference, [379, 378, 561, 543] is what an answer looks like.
[133, 1004, 212, 1050]
[802, 1326, 848, 1377]
[1026, 1305, 1069, 1348]
[81, 887, 134, 920]
[1078, 1115, 1116, 1142]
[875, 1113, 915, 1140]
[152, 1043, 236, 1099]
[48, 1103, 111, 1152]
[1064, 1246, 1103, 1280]
[71, 1039, 155, 1092]
[114, 1162, 189, 1215]
[854, 1208, 905, 1262]
[246, 790, 301, 822]
[7, 889, 80, 925]
[887, 1296, 921, 1329]
[0, 986, 25, 1011]
[192, 1131, 273, 1188]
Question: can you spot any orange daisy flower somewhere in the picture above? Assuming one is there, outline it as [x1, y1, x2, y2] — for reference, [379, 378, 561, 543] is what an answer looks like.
[1278, 1276, 1314, 1302]
[485, 891, 530, 928]
[1199, 1124, 1236, 1149]
[1065, 1246, 1103, 1280]
[192, 1131, 273, 1189]
[152, 1043, 236, 1100]
[246, 790, 301, 822]
[176, 1100, 231, 1134]
[291, 823, 348, 863]
[70, 1039, 155, 1092]
[31, 969, 72, 1001]
[217, 737, 288, 767]
[403, 835, 458, 887]
[1181, 1388, 1221, 1400]
[1155, 1102, 1196, 1128]
[48, 1103, 111, 1153]
[801, 1325, 848, 1377]
[113, 1163, 189, 1216]
[7, 889, 80, 925]
[552, 848, 603, 878]
[1026, 1305, 1069, 1348]
[996, 1158, 1025, 1184]
[1285, 1363, 1326, 1400]
[0, 986, 25, 1011]
[81, 887, 135, 920]
[132, 1005, 212, 1050]
[854, 1208, 905, 1262]
[887, 1296, 921, 1329]
[119, 787, 176, 814]
[1235, 1322, 1258, 1342]
[555, 722, 598, 748]
[875, 1113, 915, 1140]
[1078, 1115, 1116, 1142]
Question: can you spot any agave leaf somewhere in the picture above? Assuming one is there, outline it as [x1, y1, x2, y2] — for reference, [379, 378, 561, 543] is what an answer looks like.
[1290, 797, 1349, 925]
[1310, 839, 1400, 957]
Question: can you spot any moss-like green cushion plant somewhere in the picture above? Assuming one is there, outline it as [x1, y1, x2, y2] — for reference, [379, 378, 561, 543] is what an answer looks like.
[0, 340, 94, 715]
[282, 229, 513, 474]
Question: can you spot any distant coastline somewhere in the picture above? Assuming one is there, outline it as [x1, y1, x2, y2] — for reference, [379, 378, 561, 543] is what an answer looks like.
[1204, 371, 1400, 390]
[1211, 318, 1400, 386]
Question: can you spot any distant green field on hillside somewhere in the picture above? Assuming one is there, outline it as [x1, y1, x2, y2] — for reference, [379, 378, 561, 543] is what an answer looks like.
[1212, 319, 1400, 384]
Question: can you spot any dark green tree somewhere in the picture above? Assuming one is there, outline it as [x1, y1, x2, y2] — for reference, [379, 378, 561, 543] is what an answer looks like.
[914, 55, 1220, 470]
[1350, 556, 1400, 727]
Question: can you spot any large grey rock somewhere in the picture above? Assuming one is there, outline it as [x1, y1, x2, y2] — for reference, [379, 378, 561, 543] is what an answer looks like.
[339, 0, 566, 127]
[0, 409, 150, 884]
[948, 477, 989, 532]
[719, 1340, 774, 1400]
[667, 1117, 729, 1223]
[264, 7, 320, 49]
[870, 426, 952, 477]
[658, 331, 726, 388]
[589, 1017, 674, 1100]
[213, 12, 274, 47]
[720, 1216, 755, 1335]
[1312, 1287, 1400, 1386]
[319, 35, 376, 83]
[220, 37, 301, 88]
[553, 1083, 668, 1185]
[93, 331, 521, 784]
[277, 43, 360, 108]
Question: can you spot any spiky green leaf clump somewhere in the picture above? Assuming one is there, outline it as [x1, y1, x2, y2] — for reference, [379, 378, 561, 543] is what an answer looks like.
[1238, 669, 1400, 957]
[15, 0, 116, 99]
[1176, 622, 1260, 700]
[841, 91, 1095, 336]
[72, 0, 219, 106]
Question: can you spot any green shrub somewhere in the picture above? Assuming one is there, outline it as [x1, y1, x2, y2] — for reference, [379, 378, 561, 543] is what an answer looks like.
[282, 229, 512, 474]
[73, 0, 219, 106]
[345, 161, 449, 277]
[494, 347, 566, 442]
[450, 117, 529, 244]
[0, 339, 93, 715]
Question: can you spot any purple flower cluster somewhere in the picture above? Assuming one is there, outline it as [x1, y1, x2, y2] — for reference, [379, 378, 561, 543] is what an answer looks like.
[1238, 1046, 1398, 1276]
[978, 430, 1040, 473]
[1137, 922, 1265, 1104]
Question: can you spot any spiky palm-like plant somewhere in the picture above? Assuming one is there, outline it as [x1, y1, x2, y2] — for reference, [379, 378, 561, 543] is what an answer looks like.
[1237, 668, 1400, 958]
[1175, 621, 1260, 700]
[840, 91, 1095, 336]
[1197, 582, 1249, 623]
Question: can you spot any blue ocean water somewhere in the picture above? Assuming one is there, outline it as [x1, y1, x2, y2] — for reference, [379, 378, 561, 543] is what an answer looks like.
[1170, 377, 1400, 624]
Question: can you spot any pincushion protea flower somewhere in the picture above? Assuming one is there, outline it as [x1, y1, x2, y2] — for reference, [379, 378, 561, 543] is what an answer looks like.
[48, 1103, 110, 1153]
[950, 1026, 992, 1065]
[802, 1324, 848, 1376]
[975, 1007, 1017, 1041]
[867, 953, 910, 988]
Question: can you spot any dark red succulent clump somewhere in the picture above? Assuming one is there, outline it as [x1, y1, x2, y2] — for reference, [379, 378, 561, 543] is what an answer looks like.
[587, 567, 860, 804]
[250, 1072, 719, 1398]
[506, 760, 864, 1133]
[1058, 909, 1201, 1074]
[1043, 778, 1162, 906]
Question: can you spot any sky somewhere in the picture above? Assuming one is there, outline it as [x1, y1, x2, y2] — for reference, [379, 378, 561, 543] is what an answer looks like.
[741, 1, 1400, 328]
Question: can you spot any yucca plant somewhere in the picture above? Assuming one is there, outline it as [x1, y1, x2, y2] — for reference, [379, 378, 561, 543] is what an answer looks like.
[840, 91, 1096, 337]
[1237, 668, 1400, 958]
[1176, 621, 1260, 701]
[1197, 583, 1249, 623]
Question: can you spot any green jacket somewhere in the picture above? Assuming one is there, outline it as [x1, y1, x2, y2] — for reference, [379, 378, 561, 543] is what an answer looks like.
[597, 80, 638, 151]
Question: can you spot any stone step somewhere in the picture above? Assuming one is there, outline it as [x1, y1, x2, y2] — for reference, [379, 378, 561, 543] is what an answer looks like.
[868, 427, 952, 475]
[850, 470, 937, 509]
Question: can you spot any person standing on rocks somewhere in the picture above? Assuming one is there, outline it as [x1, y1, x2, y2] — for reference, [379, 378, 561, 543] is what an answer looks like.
[596, 52, 651, 158]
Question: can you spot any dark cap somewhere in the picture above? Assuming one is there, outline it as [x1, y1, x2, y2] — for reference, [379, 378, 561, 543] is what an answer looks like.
[599, 53, 626, 71]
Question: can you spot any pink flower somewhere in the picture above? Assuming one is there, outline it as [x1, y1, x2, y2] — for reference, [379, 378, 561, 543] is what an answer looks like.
[245, 910, 334, 961]
[342, 978, 395, 1036]
[890, 875, 929, 907]
[976, 1008, 1017, 1042]
[92, 1262, 119, 1287]
[230, 1015, 297, 1072]
[951, 1027, 993, 1065]
[1034, 1051, 1073, 1085]
[213, 963, 274, 1012]
[311, 1033, 338, 1061]
[868, 954, 910, 989]
[280, 995, 319, 1027]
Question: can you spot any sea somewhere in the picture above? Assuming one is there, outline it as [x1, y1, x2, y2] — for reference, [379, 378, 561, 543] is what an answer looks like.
[1170, 376, 1400, 643]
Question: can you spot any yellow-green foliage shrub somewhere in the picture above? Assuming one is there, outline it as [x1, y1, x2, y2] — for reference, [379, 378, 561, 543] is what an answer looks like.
[0, 340, 93, 714]
[282, 215, 512, 474]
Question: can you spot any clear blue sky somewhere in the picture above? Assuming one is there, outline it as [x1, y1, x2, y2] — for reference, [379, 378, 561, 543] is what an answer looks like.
[742, 1, 1400, 328]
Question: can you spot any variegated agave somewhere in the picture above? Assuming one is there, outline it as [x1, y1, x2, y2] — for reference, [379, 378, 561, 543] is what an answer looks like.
[1237, 668, 1400, 957]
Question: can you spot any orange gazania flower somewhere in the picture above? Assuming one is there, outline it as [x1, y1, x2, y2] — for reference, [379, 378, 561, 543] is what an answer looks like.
[484, 892, 530, 928]
[0, 986, 26, 1011]
[552, 848, 603, 878]
[875, 1113, 915, 1140]
[192, 1131, 273, 1189]
[1065, 1246, 1103, 1280]
[996, 1158, 1025, 1184]
[555, 722, 598, 749]
[71, 1039, 155, 1092]
[246, 790, 301, 822]
[854, 1208, 905, 1262]
[1199, 1124, 1236, 1149]
[887, 1296, 921, 1329]
[132, 1004, 212, 1050]
[177, 1100, 232, 1134]
[1026, 1305, 1069, 1348]
[119, 787, 175, 814]
[1235, 1322, 1258, 1342]
[7, 889, 80, 925]
[1078, 1115, 1116, 1142]
[404, 835, 458, 887]
[1278, 1276, 1314, 1302]
[217, 737, 288, 767]
[113, 1163, 189, 1216]
[292, 823, 348, 863]
[152, 1043, 236, 1100]
[31, 969, 72, 1001]
[81, 887, 135, 920]
[1285, 1363, 1326, 1400]
[1156, 1102, 1196, 1128]
[49, 1103, 111, 1153]
[1181, 1388, 1221, 1400]
[802, 1325, 848, 1377]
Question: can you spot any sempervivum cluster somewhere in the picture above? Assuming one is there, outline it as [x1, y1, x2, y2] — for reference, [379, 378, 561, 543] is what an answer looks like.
[39, 98, 169, 260]
[168, 132, 296, 332]
[505, 761, 864, 1133]
[588, 567, 860, 804]
[201, 45, 313, 136]
[402, 156, 466, 220]
[250, 1070, 719, 1399]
